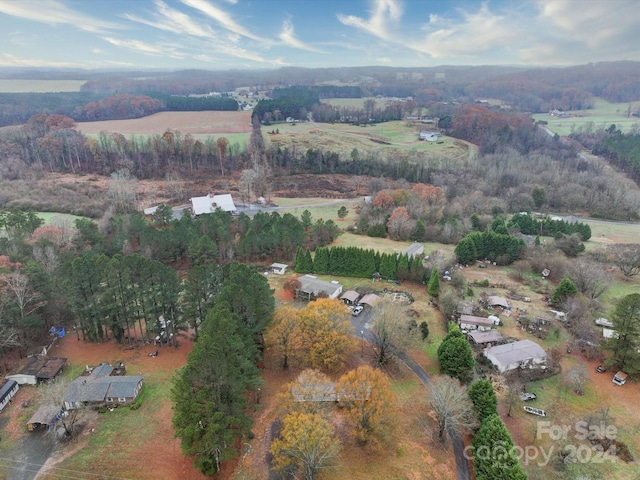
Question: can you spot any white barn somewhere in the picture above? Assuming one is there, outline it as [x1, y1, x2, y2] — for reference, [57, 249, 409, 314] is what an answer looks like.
[191, 193, 236, 215]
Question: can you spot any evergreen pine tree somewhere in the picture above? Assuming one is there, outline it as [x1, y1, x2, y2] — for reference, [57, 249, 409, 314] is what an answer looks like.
[427, 268, 440, 297]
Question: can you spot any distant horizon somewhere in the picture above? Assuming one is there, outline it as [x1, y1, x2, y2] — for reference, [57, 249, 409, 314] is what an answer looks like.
[0, 0, 637, 70]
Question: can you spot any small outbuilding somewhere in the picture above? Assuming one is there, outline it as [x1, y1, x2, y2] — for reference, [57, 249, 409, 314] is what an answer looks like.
[340, 290, 361, 306]
[487, 295, 510, 309]
[359, 293, 382, 307]
[7, 356, 67, 385]
[484, 339, 547, 373]
[270, 263, 288, 275]
[0, 379, 19, 413]
[27, 405, 62, 431]
[468, 330, 504, 346]
[459, 315, 494, 332]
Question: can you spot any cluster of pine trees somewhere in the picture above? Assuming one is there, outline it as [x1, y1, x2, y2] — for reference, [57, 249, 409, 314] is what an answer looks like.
[293, 245, 427, 282]
[454, 230, 526, 265]
[508, 213, 592, 240]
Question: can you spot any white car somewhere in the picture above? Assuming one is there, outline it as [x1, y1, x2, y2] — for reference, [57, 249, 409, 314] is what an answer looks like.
[351, 305, 364, 316]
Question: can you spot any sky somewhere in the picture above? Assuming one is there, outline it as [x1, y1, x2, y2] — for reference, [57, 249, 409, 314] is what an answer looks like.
[0, 0, 638, 71]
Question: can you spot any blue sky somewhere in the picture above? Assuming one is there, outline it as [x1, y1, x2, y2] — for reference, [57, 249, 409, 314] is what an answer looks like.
[0, 0, 638, 70]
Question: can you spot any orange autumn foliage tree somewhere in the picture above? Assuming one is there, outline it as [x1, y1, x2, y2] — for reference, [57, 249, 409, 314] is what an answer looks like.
[270, 412, 341, 480]
[387, 207, 411, 241]
[336, 366, 396, 446]
[298, 298, 353, 372]
[267, 305, 301, 368]
[372, 190, 394, 210]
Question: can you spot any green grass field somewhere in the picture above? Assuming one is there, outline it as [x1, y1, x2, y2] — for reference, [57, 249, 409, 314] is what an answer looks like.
[532, 98, 640, 135]
[0, 79, 86, 93]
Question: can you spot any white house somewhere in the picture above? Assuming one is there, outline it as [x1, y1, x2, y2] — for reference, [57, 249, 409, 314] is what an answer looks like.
[419, 130, 441, 142]
[191, 193, 237, 215]
[484, 340, 547, 373]
[270, 263, 288, 275]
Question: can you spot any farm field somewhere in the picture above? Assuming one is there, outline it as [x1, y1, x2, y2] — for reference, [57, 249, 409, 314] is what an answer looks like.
[0, 79, 86, 93]
[265, 120, 476, 165]
[76, 110, 252, 136]
[532, 98, 640, 135]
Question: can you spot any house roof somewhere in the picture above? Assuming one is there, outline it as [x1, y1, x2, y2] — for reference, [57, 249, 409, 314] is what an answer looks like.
[485, 340, 546, 367]
[460, 315, 494, 327]
[271, 263, 288, 269]
[63, 365, 143, 404]
[27, 405, 61, 426]
[469, 330, 503, 344]
[16, 356, 66, 380]
[0, 379, 18, 402]
[297, 275, 342, 297]
[457, 300, 475, 316]
[191, 193, 236, 215]
[487, 295, 510, 308]
[402, 243, 424, 256]
[359, 293, 381, 306]
[340, 290, 360, 302]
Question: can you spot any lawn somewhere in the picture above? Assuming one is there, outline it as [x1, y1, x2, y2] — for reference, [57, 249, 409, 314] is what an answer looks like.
[532, 98, 640, 135]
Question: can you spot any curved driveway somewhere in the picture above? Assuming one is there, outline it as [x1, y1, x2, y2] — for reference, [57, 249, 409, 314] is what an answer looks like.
[350, 312, 472, 480]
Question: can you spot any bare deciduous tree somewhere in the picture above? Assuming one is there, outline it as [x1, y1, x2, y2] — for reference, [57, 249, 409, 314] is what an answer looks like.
[567, 259, 611, 299]
[369, 300, 418, 366]
[33, 244, 59, 274]
[3, 271, 43, 322]
[425, 376, 476, 444]
[609, 244, 640, 278]
[108, 168, 138, 213]
[565, 364, 589, 395]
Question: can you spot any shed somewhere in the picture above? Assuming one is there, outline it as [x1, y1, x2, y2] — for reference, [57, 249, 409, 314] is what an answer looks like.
[402, 243, 424, 258]
[27, 405, 62, 431]
[484, 340, 547, 373]
[270, 263, 288, 275]
[295, 275, 343, 300]
[191, 193, 236, 215]
[7, 356, 67, 385]
[359, 293, 381, 307]
[602, 328, 618, 339]
[487, 295, 510, 309]
[468, 330, 504, 345]
[340, 290, 361, 306]
[459, 315, 494, 331]
[0, 379, 19, 413]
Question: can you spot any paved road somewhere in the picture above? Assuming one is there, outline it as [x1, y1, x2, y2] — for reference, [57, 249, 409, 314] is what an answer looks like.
[350, 311, 472, 480]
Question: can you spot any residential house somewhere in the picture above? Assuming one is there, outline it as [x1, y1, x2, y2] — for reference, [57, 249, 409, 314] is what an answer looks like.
[459, 315, 494, 332]
[7, 356, 67, 385]
[295, 275, 343, 300]
[484, 340, 547, 373]
[340, 290, 361, 306]
[63, 363, 143, 410]
[468, 330, 504, 346]
[270, 263, 288, 275]
[402, 242, 424, 258]
[419, 130, 441, 142]
[190, 193, 237, 216]
[0, 379, 19, 413]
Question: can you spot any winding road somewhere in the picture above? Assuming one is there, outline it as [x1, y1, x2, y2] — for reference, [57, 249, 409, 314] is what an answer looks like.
[350, 312, 472, 480]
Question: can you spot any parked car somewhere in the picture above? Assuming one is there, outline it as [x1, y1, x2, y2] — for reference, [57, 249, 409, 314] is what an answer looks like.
[351, 305, 364, 316]
[520, 393, 537, 401]
[595, 365, 607, 373]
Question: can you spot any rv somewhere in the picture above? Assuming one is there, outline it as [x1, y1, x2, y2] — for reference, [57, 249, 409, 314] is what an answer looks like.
[612, 371, 628, 386]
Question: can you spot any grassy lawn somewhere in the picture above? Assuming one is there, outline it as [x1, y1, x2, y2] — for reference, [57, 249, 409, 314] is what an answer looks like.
[36, 212, 87, 225]
[532, 98, 640, 135]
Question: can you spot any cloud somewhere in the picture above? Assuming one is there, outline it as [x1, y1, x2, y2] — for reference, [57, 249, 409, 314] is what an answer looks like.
[337, 0, 402, 40]
[180, 0, 266, 42]
[278, 18, 324, 53]
[0, 53, 89, 68]
[102, 37, 185, 59]
[414, 4, 517, 58]
[0, 0, 121, 34]
[536, 0, 639, 47]
[124, 0, 216, 39]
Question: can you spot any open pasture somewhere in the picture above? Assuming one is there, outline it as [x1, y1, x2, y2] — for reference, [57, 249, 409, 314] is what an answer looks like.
[0, 79, 86, 93]
[532, 98, 640, 135]
[265, 120, 476, 165]
[76, 110, 252, 136]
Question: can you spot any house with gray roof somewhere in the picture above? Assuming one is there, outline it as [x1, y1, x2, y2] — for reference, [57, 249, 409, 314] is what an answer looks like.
[0, 379, 19, 413]
[468, 330, 504, 346]
[63, 363, 143, 410]
[295, 275, 343, 300]
[402, 242, 424, 258]
[484, 340, 546, 373]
